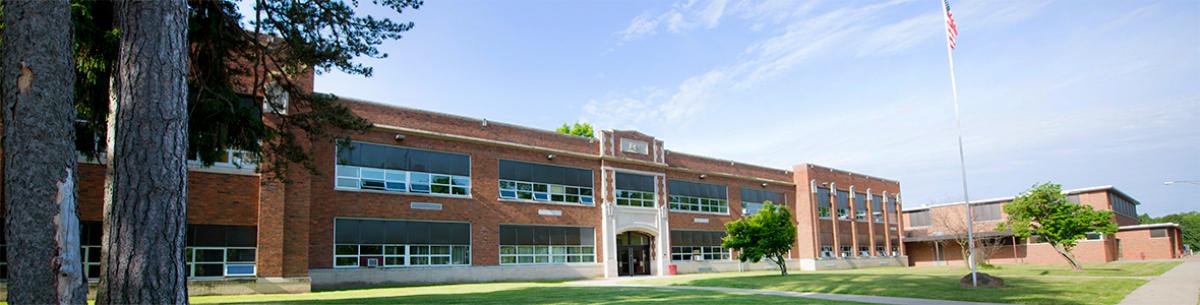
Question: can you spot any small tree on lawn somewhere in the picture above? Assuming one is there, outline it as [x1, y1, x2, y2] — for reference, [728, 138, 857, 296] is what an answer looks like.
[998, 183, 1117, 270]
[722, 201, 796, 276]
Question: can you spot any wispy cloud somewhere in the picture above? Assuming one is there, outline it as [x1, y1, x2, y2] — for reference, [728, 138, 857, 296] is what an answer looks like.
[616, 0, 730, 41]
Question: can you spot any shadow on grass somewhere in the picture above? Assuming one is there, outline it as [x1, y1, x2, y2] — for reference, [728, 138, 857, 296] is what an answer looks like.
[207, 287, 850, 305]
[677, 272, 1144, 305]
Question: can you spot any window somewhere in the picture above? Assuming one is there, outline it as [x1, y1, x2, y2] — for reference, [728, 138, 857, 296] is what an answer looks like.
[817, 187, 832, 219]
[1109, 193, 1138, 219]
[335, 141, 471, 197]
[854, 193, 867, 221]
[80, 222, 102, 279]
[820, 246, 834, 258]
[498, 160, 593, 205]
[499, 225, 595, 264]
[1084, 232, 1104, 241]
[1150, 229, 1167, 238]
[875, 244, 885, 256]
[859, 246, 870, 257]
[188, 148, 258, 170]
[908, 210, 932, 227]
[835, 190, 851, 220]
[334, 219, 471, 268]
[741, 188, 782, 216]
[1066, 195, 1081, 204]
[620, 138, 649, 154]
[615, 172, 656, 207]
[972, 203, 1002, 221]
[840, 245, 852, 258]
[888, 196, 899, 224]
[871, 195, 884, 223]
[185, 225, 257, 278]
[671, 231, 730, 261]
[668, 180, 728, 214]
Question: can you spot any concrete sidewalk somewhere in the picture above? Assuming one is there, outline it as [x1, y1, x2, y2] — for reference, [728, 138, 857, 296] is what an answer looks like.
[1118, 256, 1200, 305]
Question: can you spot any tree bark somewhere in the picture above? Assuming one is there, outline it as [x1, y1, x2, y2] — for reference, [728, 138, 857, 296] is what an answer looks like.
[96, 1, 190, 304]
[1050, 243, 1083, 270]
[2, 0, 89, 303]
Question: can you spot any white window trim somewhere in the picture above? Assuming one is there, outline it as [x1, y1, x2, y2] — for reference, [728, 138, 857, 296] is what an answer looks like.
[335, 165, 472, 199]
[499, 179, 595, 206]
[615, 188, 656, 208]
[498, 245, 597, 265]
[187, 246, 257, 278]
[668, 194, 730, 215]
[334, 244, 472, 269]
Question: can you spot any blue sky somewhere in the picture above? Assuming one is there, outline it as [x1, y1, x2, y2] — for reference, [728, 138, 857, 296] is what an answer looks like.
[282, 0, 1199, 216]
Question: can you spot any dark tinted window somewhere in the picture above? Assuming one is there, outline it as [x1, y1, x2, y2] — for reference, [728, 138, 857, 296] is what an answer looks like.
[336, 141, 470, 176]
[668, 180, 726, 199]
[499, 225, 594, 246]
[187, 225, 257, 247]
[872, 195, 884, 211]
[816, 187, 831, 207]
[908, 210, 931, 227]
[670, 231, 725, 247]
[1150, 229, 1167, 238]
[836, 190, 850, 209]
[335, 218, 470, 245]
[499, 160, 592, 187]
[972, 203, 1003, 221]
[854, 193, 867, 210]
[741, 188, 782, 204]
[615, 172, 656, 192]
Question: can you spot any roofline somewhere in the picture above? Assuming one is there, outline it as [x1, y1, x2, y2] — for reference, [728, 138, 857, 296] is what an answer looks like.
[664, 149, 793, 175]
[1118, 223, 1179, 230]
[334, 95, 597, 142]
[800, 163, 900, 184]
[902, 185, 1140, 212]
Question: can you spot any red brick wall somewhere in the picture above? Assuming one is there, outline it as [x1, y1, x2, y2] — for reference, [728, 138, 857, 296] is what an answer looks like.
[795, 164, 903, 259]
[1117, 227, 1181, 261]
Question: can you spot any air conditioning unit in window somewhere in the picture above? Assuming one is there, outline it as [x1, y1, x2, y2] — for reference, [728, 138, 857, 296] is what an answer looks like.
[820, 251, 834, 258]
[366, 258, 379, 268]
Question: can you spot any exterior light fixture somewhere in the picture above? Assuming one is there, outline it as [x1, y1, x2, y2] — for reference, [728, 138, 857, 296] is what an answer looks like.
[761, 183, 768, 188]
[699, 174, 707, 179]
[394, 134, 406, 142]
[546, 154, 555, 160]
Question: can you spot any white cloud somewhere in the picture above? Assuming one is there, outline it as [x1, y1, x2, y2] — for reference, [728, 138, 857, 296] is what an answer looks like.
[618, 12, 660, 41]
[615, 0, 729, 41]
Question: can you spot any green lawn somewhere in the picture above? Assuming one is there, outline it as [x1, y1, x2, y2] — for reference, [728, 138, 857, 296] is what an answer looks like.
[190, 282, 876, 305]
[633, 262, 1179, 305]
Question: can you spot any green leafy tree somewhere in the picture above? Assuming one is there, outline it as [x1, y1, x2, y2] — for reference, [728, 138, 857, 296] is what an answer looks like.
[555, 122, 594, 137]
[722, 201, 796, 276]
[998, 183, 1117, 270]
[1140, 211, 1199, 252]
[67, 0, 422, 180]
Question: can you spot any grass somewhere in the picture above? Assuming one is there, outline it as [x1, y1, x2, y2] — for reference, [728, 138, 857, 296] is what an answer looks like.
[189, 282, 877, 305]
[631, 262, 1179, 305]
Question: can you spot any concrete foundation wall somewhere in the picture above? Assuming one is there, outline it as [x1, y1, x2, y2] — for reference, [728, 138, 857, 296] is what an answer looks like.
[806, 256, 907, 270]
[672, 259, 798, 274]
[309, 264, 604, 291]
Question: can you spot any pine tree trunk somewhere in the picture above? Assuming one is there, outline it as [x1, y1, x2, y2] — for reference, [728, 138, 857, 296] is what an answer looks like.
[1, 0, 89, 303]
[96, 1, 190, 304]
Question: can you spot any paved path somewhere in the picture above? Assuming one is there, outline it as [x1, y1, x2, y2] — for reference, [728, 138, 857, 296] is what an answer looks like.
[1119, 256, 1200, 305]
[569, 277, 1014, 305]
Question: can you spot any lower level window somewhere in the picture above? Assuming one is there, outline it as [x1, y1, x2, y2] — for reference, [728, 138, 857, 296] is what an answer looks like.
[840, 246, 851, 257]
[670, 246, 729, 261]
[858, 246, 869, 256]
[820, 245, 834, 258]
[185, 247, 256, 277]
[499, 245, 595, 264]
[82, 245, 101, 279]
[334, 244, 470, 268]
[819, 207, 831, 219]
[875, 245, 885, 256]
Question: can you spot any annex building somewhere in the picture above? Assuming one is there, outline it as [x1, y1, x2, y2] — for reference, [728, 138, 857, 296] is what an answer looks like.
[903, 186, 1186, 266]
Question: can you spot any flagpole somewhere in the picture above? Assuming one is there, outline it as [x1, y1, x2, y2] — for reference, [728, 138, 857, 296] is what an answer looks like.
[941, 0, 977, 288]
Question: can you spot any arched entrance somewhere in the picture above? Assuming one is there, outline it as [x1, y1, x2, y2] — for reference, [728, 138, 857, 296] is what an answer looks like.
[616, 231, 653, 276]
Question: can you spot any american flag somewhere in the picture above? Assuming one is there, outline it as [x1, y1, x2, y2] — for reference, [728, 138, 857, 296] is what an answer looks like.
[943, 0, 958, 49]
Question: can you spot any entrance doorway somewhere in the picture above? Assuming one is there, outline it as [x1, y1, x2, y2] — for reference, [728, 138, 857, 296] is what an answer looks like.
[616, 231, 652, 276]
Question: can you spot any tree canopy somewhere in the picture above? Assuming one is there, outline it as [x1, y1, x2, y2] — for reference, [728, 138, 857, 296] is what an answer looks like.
[555, 122, 594, 138]
[722, 201, 796, 276]
[66, 0, 424, 179]
[998, 183, 1117, 270]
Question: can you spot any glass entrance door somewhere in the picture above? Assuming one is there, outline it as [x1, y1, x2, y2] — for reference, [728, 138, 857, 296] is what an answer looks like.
[616, 231, 652, 276]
